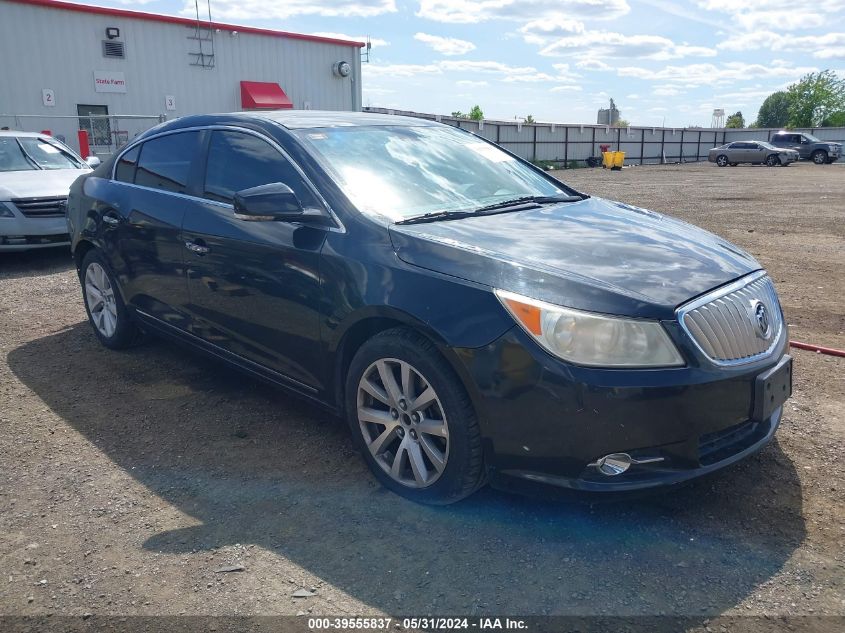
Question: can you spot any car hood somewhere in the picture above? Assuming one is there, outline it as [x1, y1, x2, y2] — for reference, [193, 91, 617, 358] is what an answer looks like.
[0, 169, 89, 200]
[389, 197, 761, 319]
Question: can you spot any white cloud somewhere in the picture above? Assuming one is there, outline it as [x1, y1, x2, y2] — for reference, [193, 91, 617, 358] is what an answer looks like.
[539, 31, 716, 60]
[653, 86, 682, 96]
[519, 17, 585, 45]
[456, 80, 489, 87]
[364, 59, 581, 86]
[364, 63, 441, 78]
[185, 0, 397, 19]
[414, 32, 476, 55]
[617, 62, 818, 85]
[549, 85, 584, 92]
[576, 59, 613, 71]
[720, 30, 845, 60]
[417, 0, 629, 24]
[311, 32, 389, 47]
[696, 0, 844, 32]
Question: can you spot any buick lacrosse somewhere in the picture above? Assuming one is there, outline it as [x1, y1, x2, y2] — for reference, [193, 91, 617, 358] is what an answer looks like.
[67, 112, 792, 504]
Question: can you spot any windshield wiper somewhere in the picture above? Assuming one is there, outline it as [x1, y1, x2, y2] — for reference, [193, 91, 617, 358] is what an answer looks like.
[395, 194, 585, 225]
[394, 210, 478, 225]
[469, 194, 584, 216]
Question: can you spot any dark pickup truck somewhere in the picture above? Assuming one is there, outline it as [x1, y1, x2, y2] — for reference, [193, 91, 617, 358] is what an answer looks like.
[769, 131, 842, 164]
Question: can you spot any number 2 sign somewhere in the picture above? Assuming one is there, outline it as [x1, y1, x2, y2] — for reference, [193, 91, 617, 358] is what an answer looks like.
[42, 89, 55, 107]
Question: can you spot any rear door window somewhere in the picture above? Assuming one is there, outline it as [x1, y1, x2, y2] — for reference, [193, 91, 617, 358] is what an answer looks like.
[135, 132, 200, 194]
[114, 145, 140, 183]
[202, 130, 320, 209]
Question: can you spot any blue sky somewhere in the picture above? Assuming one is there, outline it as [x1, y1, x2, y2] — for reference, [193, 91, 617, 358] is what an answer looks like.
[89, 0, 845, 126]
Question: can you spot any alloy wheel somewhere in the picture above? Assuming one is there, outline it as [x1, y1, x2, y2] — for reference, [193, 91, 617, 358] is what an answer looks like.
[716, 155, 728, 167]
[812, 151, 827, 164]
[356, 358, 450, 488]
[85, 262, 118, 338]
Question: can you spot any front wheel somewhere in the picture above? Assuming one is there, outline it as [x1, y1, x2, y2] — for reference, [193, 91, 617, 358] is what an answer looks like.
[716, 155, 729, 167]
[765, 154, 781, 167]
[812, 150, 828, 164]
[345, 328, 485, 504]
[80, 250, 139, 349]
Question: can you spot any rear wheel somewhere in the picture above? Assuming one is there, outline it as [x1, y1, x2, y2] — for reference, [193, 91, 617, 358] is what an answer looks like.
[80, 250, 138, 349]
[716, 155, 729, 167]
[345, 328, 485, 504]
[765, 154, 781, 167]
[812, 149, 828, 164]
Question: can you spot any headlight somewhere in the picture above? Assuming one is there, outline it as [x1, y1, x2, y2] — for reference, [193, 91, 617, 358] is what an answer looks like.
[495, 289, 685, 368]
[0, 202, 18, 218]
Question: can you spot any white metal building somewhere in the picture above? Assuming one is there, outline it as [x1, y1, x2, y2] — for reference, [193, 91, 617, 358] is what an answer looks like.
[0, 0, 364, 154]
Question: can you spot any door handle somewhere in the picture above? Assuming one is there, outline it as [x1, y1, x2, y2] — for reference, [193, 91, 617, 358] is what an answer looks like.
[184, 239, 210, 255]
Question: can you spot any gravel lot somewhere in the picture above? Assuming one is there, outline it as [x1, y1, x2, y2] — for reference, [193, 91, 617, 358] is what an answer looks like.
[0, 161, 843, 627]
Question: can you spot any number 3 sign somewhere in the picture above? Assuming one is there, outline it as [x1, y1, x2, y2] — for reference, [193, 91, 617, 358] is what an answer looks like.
[165, 95, 176, 111]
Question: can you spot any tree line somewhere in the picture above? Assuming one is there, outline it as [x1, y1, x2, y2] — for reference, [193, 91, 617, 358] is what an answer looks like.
[727, 70, 845, 129]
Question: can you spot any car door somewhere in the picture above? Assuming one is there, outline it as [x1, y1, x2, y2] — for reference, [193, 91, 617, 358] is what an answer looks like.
[181, 128, 328, 391]
[796, 135, 812, 159]
[745, 142, 765, 163]
[103, 130, 203, 328]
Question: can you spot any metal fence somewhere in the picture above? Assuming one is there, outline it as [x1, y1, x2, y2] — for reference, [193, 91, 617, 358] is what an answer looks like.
[0, 114, 166, 157]
[363, 107, 845, 166]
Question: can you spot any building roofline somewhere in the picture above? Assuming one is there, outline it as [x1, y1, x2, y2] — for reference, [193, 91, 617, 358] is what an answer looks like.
[8, 0, 367, 48]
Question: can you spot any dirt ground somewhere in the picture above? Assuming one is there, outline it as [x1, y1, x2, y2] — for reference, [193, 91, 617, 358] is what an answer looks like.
[0, 162, 843, 627]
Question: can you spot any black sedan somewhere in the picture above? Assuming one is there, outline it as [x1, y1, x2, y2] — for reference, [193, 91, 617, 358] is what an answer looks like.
[67, 112, 792, 504]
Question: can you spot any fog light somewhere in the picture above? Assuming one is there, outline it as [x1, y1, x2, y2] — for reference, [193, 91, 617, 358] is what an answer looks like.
[594, 453, 632, 476]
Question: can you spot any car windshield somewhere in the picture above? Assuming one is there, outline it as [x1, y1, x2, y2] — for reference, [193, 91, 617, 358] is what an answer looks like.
[294, 124, 567, 221]
[758, 142, 778, 150]
[0, 136, 84, 172]
[803, 133, 822, 143]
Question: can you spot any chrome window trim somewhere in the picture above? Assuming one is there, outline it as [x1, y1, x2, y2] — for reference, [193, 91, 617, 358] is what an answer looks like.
[111, 124, 344, 233]
[676, 270, 785, 367]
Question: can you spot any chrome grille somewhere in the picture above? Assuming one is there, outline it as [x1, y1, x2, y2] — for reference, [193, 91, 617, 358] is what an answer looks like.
[11, 196, 67, 218]
[678, 273, 783, 364]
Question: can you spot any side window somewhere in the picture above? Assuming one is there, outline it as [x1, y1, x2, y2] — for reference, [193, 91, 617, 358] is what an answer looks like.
[114, 145, 139, 183]
[203, 130, 320, 209]
[135, 131, 200, 194]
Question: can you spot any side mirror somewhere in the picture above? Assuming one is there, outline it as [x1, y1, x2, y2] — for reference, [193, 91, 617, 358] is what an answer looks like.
[233, 182, 329, 225]
[85, 156, 101, 168]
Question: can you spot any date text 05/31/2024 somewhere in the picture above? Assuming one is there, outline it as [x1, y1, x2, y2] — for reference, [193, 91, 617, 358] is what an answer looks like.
[308, 618, 528, 630]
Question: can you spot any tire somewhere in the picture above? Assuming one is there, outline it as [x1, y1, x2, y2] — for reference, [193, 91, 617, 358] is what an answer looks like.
[765, 154, 780, 167]
[345, 327, 485, 504]
[716, 155, 729, 167]
[80, 249, 139, 349]
[812, 150, 828, 165]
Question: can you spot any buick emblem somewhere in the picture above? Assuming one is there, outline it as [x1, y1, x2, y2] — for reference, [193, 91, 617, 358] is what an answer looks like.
[751, 300, 771, 340]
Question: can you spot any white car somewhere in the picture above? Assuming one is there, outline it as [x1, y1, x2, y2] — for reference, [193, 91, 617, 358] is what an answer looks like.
[0, 131, 99, 251]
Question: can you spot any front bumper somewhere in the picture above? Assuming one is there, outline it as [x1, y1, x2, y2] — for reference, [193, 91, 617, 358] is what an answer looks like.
[454, 325, 790, 493]
[0, 210, 69, 251]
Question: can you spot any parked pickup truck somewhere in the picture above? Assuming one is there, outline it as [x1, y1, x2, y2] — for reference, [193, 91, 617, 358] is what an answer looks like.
[769, 131, 842, 164]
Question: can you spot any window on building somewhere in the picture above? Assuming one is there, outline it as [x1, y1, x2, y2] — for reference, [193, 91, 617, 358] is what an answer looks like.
[135, 132, 200, 194]
[202, 131, 320, 208]
[114, 145, 140, 183]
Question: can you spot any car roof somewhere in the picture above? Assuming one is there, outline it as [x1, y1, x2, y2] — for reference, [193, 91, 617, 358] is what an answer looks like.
[164, 110, 439, 131]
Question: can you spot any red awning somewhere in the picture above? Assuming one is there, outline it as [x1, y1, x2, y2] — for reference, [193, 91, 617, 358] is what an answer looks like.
[240, 81, 294, 110]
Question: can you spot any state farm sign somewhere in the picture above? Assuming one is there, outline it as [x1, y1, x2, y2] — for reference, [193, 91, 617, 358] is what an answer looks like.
[93, 71, 127, 93]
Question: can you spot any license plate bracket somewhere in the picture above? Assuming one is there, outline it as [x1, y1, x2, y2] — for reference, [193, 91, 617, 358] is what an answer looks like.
[752, 355, 792, 422]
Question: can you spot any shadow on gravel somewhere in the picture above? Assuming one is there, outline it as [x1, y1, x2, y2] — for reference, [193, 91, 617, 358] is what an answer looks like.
[0, 248, 75, 280]
[9, 323, 806, 617]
